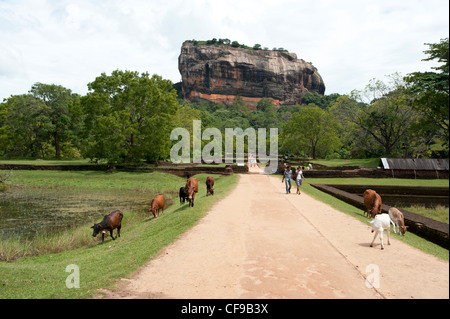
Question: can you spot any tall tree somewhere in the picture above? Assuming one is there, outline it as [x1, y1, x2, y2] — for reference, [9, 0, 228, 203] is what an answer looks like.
[340, 74, 419, 157]
[404, 38, 449, 149]
[329, 96, 373, 158]
[29, 83, 75, 159]
[81, 70, 179, 164]
[0, 94, 52, 158]
[281, 104, 341, 159]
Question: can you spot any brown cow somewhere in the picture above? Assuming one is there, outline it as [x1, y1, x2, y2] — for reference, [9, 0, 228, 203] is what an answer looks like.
[91, 210, 123, 244]
[389, 207, 408, 235]
[363, 189, 382, 219]
[206, 176, 214, 196]
[151, 194, 165, 218]
[185, 177, 198, 207]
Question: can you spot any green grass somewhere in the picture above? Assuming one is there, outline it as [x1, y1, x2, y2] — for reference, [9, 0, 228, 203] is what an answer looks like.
[309, 158, 380, 168]
[299, 177, 449, 261]
[399, 205, 449, 224]
[0, 171, 239, 298]
[8, 170, 180, 190]
[0, 159, 92, 165]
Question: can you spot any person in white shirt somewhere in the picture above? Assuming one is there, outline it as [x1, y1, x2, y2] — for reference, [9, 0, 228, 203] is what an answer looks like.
[295, 166, 305, 195]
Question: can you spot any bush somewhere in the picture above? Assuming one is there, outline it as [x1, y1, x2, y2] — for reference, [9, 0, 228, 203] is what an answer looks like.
[231, 41, 240, 47]
[0, 170, 13, 191]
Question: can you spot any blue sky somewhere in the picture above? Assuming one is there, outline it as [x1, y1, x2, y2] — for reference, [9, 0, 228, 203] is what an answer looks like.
[0, 0, 448, 101]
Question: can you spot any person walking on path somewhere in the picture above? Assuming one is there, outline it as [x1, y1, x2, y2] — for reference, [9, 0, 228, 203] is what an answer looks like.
[295, 166, 305, 194]
[284, 165, 293, 194]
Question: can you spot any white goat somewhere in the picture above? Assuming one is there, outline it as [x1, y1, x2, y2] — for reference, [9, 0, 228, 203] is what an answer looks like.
[389, 207, 408, 236]
[370, 213, 391, 250]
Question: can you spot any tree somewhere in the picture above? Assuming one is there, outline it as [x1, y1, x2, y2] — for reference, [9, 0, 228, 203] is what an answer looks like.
[281, 105, 341, 159]
[173, 103, 202, 158]
[301, 92, 341, 109]
[0, 98, 11, 156]
[256, 98, 274, 112]
[81, 70, 179, 164]
[253, 44, 262, 50]
[219, 38, 231, 45]
[231, 41, 240, 48]
[29, 83, 76, 159]
[0, 94, 52, 158]
[340, 75, 420, 157]
[404, 38, 449, 149]
[329, 96, 370, 157]
[251, 98, 280, 129]
[229, 96, 250, 113]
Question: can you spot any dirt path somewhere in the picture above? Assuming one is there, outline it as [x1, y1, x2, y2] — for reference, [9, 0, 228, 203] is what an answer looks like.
[100, 168, 449, 299]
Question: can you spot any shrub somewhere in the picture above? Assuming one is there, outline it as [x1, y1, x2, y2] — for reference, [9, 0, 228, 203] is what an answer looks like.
[0, 170, 13, 191]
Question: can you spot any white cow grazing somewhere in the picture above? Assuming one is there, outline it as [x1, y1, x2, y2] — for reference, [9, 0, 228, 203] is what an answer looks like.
[389, 207, 408, 236]
[370, 213, 391, 250]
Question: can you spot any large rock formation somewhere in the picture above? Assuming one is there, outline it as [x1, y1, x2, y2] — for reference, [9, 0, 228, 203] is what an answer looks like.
[178, 41, 325, 107]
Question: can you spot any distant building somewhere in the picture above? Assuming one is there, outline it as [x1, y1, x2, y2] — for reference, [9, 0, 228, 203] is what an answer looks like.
[378, 158, 449, 179]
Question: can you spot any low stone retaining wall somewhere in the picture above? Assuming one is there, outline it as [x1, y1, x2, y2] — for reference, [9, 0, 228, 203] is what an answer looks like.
[326, 184, 449, 208]
[303, 168, 449, 179]
[154, 164, 248, 177]
[0, 163, 248, 176]
[277, 164, 449, 179]
[310, 183, 449, 249]
[0, 163, 104, 171]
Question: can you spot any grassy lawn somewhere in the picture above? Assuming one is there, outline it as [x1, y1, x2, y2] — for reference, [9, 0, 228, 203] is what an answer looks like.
[400, 205, 448, 224]
[309, 158, 381, 168]
[299, 177, 449, 261]
[0, 170, 239, 298]
[0, 159, 93, 165]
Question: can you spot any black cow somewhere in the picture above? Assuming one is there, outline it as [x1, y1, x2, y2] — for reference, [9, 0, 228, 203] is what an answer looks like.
[179, 187, 188, 205]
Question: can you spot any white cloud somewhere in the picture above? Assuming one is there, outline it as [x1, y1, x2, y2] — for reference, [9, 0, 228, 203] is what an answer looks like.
[0, 0, 448, 101]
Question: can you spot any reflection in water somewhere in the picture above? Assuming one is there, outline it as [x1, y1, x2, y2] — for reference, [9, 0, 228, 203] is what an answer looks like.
[0, 186, 152, 240]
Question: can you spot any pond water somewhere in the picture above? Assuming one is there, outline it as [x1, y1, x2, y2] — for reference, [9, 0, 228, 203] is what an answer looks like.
[0, 186, 153, 240]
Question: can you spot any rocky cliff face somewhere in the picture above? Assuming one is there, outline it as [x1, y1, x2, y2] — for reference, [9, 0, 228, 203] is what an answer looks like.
[178, 42, 325, 107]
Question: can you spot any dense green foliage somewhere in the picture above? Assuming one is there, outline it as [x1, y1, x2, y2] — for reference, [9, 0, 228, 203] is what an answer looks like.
[81, 71, 178, 163]
[281, 105, 341, 158]
[185, 38, 288, 52]
[1, 39, 448, 162]
[404, 38, 449, 148]
[0, 85, 82, 159]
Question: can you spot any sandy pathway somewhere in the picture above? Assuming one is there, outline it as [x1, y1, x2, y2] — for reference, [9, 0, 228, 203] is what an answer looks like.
[100, 168, 448, 299]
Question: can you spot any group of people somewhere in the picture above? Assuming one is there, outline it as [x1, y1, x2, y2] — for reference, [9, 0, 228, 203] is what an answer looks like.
[282, 165, 305, 194]
[248, 153, 258, 167]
